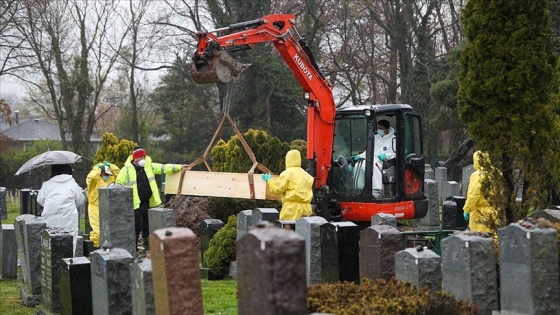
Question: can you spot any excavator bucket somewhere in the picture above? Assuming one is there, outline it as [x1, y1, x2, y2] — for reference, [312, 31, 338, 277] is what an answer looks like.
[190, 50, 251, 84]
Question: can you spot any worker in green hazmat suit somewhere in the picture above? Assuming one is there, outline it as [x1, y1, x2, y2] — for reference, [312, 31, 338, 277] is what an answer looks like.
[262, 150, 314, 220]
[463, 150, 499, 232]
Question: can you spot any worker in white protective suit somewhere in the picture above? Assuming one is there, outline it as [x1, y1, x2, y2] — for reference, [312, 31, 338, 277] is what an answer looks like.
[353, 119, 396, 198]
[37, 164, 85, 255]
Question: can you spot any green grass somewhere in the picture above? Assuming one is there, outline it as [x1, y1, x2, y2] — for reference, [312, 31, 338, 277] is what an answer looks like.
[1, 200, 238, 313]
[0, 278, 35, 314]
[0, 277, 238, 314]
[3, 201, 20, 225]
[202, 279, 238, 314]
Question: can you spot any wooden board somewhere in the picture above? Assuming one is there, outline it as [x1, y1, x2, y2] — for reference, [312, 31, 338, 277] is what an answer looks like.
[164, 171, 281, 201]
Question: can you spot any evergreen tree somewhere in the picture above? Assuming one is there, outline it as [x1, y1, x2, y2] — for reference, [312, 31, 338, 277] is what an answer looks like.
[227, 47, 307, 142]
[150, 57, 218, 163]
[403, 13, 441, 158]
[430, 46, 468, 159]
[458, 0, 560, 223]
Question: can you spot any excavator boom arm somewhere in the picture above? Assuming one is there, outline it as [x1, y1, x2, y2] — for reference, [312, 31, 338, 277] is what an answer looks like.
[192, 14, 336, 189]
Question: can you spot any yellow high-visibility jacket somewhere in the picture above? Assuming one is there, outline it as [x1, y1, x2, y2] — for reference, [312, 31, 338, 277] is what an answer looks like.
[116, 155, 182, 210]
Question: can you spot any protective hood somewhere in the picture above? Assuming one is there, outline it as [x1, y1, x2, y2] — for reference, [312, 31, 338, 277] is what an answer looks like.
[285, 150, 301, 168]
[473, 150, 488, 171]
[101, 165, 112, 175]
[50, 174, 76, 184]
[384, 127, 395, 137]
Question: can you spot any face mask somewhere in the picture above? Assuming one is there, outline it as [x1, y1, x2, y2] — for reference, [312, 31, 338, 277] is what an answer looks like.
[137, 159, 146, 167]
[102, 175, 110, 182]
[377, 129, 385, 136]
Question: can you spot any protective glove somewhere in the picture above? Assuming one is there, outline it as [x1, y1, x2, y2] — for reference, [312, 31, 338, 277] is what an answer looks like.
[348, 165, 354, 172]
[378, 153, 386, 161]
[103, 160, 110, 167]
[351, 155, 360, 161]
[261, 173, 272, 182]
[463, 211, 469, 221]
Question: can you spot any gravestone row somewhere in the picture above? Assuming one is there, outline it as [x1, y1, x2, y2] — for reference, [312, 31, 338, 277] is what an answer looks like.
[3, 183, 559, 314]
[236, 209, 559, 315]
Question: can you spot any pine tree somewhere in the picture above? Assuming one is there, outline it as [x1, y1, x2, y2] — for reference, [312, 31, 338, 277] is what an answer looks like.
[150, 57, 218, 163]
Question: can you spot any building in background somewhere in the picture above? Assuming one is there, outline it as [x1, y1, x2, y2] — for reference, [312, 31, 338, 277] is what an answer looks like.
[0, 114, 101, 152]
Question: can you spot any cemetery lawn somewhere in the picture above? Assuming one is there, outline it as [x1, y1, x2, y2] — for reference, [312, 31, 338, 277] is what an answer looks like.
[4, 201, 20, 225]
[0, 280, 237, 315]
[0, 278, 237, 314]
[0, 279, 34, 314]
[202, 279, 238, 314]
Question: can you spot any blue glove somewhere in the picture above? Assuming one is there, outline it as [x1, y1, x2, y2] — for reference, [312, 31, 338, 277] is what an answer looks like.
[463, 211, 469, 221]
[261, 173, 272, 181]
[351, 155, 360, 161]
[378, 153, 386, 161]
[103, 160, 110, 167]
[348, 165, 353, 172]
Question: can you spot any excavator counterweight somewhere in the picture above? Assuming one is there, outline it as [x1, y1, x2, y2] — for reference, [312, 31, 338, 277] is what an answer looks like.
[190, 50, 250, 84]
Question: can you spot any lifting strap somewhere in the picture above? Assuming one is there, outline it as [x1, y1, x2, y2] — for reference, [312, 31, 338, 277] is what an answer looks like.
[177, 114, 272, 198]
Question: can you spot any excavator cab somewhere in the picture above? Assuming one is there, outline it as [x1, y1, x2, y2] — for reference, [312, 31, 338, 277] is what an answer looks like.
[325, 104, 427, 222]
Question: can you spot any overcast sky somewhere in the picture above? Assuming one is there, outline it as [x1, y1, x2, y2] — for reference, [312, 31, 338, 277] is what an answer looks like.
[0, 79, 24, 103]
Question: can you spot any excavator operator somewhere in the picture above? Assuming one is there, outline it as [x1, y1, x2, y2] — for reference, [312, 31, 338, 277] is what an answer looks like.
[353, 120, 396, 198]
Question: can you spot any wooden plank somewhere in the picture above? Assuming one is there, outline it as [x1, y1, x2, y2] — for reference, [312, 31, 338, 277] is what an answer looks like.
[164, 171, 281, 201]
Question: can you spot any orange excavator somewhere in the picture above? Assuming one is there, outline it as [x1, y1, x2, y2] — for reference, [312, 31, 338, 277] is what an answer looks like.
[191, 14, 427, 225]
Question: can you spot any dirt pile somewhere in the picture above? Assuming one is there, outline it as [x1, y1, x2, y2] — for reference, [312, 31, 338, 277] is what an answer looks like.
[164, 195, 210, 236]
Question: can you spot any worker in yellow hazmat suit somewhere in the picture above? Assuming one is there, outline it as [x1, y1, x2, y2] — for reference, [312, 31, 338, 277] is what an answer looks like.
[262, 150, 314, 220]
[86, 161, 120, 247]
[463, 151, 499, 232]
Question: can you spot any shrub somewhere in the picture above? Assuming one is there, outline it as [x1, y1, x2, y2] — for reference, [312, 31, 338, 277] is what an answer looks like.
[307, 278, 478, 315]
[92, 132, 136, 168]
[210, 128, 289, 174]
[204, 215, 237, 276]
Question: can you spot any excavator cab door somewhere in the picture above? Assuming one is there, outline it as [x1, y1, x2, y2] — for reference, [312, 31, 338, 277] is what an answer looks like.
[402, 113, 425, 198]
[330, 113, 370, 197]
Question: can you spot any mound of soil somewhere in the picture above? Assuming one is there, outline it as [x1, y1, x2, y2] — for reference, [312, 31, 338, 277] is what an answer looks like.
[164, 195, 210, 236]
